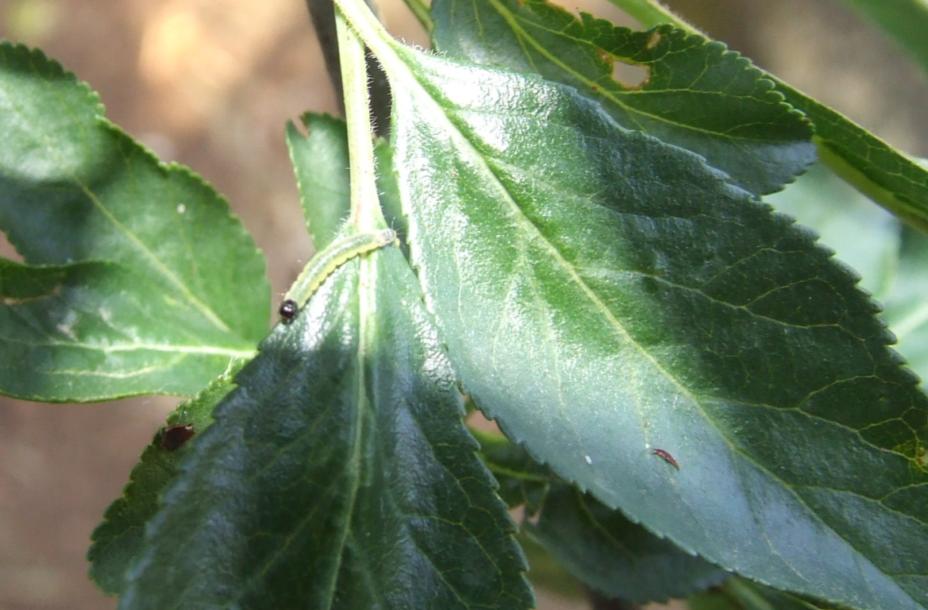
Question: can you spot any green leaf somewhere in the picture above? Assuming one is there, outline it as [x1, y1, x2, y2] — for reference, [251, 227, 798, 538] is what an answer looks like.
[764, 163, 901, 299]
[375, 139, 408, 243]
[883, 227, 928, 381]
[0, 259, 252, 400]
[474, 428, 551, 511]
[763, 164, 928, 383]
[689, 578, 849, 610]
[529, 485, 727, 603]
[88, 362, 244, 594]
[0, 43, 267, 400]
[781, 91, 928, 232]
[336, 4, 928, 607]
[839, 0, 928, 77]
[288, 114, 408, 248]
[119, 242, 533, 610]
[286, 113, 351, 250]
[606, 0, 928, 234]
[431, 0, 815, 195]
[516, 532, 586, 600]
[477, 430, 726, 602]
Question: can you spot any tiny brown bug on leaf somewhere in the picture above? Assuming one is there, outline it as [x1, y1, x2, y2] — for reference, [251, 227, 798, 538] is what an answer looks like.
[652, 448, 679, 470]
[278, 299, 298, 324]
[160, 424, 195, 451]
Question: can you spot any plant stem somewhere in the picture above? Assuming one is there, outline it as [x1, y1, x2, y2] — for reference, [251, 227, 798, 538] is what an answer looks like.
[335, 12, 386, 231]
[305, 0, 392, 134]
[306, 0, 345, 111]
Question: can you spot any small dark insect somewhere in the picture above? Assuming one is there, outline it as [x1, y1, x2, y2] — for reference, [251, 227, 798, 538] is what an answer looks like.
[160, 424, 196, 451]
[651, 448, 679, 470]
[278, 299, 299, 323]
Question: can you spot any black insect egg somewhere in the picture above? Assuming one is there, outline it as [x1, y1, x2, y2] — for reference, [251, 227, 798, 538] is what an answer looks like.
[279, 299, 298, 323]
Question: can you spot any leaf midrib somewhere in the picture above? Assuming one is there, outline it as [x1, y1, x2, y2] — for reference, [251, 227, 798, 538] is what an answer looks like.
[320, 262, 368, 609]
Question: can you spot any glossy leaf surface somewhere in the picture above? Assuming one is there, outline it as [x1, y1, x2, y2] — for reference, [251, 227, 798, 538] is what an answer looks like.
[119, 243, 532, 610]
[88, 364, 243, 594]
[606, 0, 928, 231]
[432, 0, 815, 195]
[336, 5, 928, 605]
[0, 43, 267, 401]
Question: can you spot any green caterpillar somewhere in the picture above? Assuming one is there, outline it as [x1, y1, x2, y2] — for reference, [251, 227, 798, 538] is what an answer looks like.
[278, 228, 397, 323]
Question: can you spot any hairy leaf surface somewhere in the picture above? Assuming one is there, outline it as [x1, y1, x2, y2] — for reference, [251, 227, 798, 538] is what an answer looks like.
[0, 43, 267, 400]
[119, 243, 532, 610]
[88, 364, 243, 594]
[606, 0, 928, 231]
[286, 113, 351, 250]
[432, 0, 815, 195]
[337, 6, 928, 606]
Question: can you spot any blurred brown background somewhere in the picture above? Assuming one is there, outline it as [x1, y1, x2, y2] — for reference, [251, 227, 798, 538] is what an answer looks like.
[0, 1, 924, 609]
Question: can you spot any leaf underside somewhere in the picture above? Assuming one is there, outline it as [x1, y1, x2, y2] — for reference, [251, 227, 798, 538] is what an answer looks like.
[372, 36, 928, 609]
[118, 245, 533, 610]
[431, 0, 815, 196]
[0, 42, 267, 401]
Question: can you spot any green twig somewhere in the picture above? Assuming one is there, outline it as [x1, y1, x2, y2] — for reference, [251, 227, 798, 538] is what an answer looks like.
[335, 13, 386, 230]
[305, 0, 392, 134]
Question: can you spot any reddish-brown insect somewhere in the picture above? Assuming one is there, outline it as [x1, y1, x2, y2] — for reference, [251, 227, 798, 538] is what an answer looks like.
[652, 448, 679, 470]
[160, 424, 196, 451]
